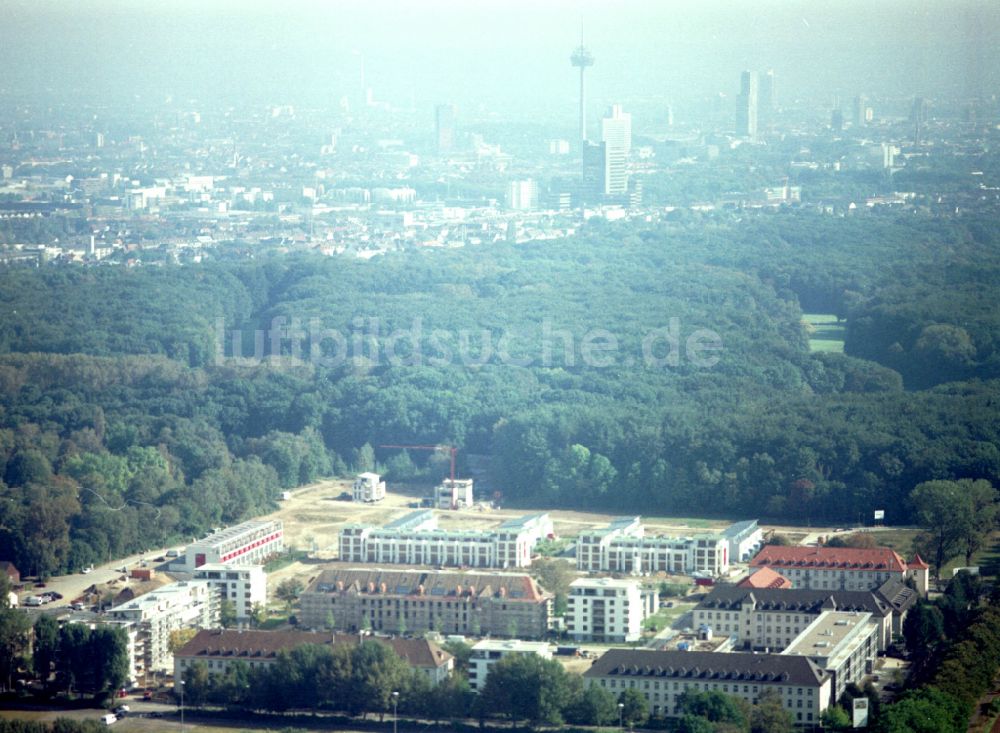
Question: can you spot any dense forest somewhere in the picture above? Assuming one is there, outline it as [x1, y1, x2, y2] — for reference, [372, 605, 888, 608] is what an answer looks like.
[0, 208, 997, 576]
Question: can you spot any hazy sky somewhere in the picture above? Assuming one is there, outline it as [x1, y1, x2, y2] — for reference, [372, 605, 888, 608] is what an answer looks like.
[1, 0, 997, 117]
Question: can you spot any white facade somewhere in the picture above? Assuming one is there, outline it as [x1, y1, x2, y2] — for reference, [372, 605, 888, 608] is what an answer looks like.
[566, 577, 644, 642]
[468, 639, 552, 691]
[585, 649, 832, 726]
[105, 580, 220, 674]
[339, 510, 551, 569]
[782, 611, 880, 701]
[721, 520, 764, 562]
[192, 563, 267, 621]
[183, 519, 283, 571]
[693, 587, 893, 654]
[506, 180, 539, 210]
[577, 518, 729, 576]
[434, 478, 474, 509]
[353, 472, 386, 503]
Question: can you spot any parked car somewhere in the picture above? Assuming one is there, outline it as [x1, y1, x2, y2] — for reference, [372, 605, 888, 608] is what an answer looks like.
[113, 705, 130, 716]
[100, 714, 116, 726]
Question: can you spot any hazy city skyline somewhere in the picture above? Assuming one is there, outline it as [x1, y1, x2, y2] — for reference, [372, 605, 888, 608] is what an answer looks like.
[1, 0, 997, 124]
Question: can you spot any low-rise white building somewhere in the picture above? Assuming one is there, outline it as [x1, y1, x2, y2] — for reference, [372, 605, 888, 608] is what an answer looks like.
[781, 611, 880, 701]
[338, 510, 552, 569]
[468, 639, 551, 692]
[353, 472, 386, 503]
[192, 563, 266, 621]
[566, 577, 645, 642]
[105, 580, 219, 675]
[576, 517, 729, 576]
[182, 519, 283, 571]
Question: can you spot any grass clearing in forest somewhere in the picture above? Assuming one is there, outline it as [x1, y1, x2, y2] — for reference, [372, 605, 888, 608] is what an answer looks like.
[803, 313, 845, 353]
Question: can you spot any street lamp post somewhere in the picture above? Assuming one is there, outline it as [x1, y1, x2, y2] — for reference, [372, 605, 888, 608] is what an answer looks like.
[392, 690, 399, 733]
[618, 701, 624, 732]
[179, 679, 185, 732]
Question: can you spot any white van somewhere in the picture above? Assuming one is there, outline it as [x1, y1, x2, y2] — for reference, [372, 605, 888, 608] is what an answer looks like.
[100, 713, 117, 725]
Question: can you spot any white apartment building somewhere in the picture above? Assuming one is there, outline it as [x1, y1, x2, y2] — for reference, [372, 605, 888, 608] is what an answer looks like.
[584, 649, 832, 726]
[434, 478, 475, 509]
[782, 611, 880, 701]
[576, 517, 729, 576]
[468, 639, 552, 692]
[105, 580, 220, 674]
[338, 510, 552, 569]
[182, 519, 283, 571]
[192, 563, 267, 621]
[353, 472, 386, 503]
[566, 577, 645, 643]
[721, 520, 764, 562]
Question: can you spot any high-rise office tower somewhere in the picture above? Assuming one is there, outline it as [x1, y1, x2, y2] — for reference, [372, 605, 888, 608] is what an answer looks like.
[853, 94, 869, 128]
[758, 69, 775, 127]
[831, 107, 844, 131]
[601, 104, 630, 195]
[911, 97, 927, 143]
[570, 25, 595, 142]
[435, 104, 455, 153]
[737, 70, 759, 140]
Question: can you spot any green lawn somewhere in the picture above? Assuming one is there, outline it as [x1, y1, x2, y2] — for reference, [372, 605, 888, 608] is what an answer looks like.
[802, 313, 845, 353]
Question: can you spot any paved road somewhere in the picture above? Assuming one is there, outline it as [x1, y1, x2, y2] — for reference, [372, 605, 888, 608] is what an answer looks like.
[18, 546, 180, 609]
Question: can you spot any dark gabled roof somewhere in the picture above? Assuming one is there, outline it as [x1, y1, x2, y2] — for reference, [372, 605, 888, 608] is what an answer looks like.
[875, 578, 919, 612]
[583, 649, 828, 687]
[696, 585, 892, 617]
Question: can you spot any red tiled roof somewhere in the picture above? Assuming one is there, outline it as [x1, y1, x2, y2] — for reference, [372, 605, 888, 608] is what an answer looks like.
[738, 567, 792, 589]
[908, 554, 929, 570]
[175, 629, 452, 670]
[750, 545, 907, 572]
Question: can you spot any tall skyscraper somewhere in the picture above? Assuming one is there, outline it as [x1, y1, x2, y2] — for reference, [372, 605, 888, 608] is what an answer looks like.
[758, 69, 775, 128]
[601, 104, 631, 195]
[570, 25, 595, 142]
[435, 104, 455, 153]
[737, 70, 759, 140]
[853, 94, 869, 128]
[910, 97, 927, 143]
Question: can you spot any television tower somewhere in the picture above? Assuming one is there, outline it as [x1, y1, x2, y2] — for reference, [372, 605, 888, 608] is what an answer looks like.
[570, 22, 595, 142]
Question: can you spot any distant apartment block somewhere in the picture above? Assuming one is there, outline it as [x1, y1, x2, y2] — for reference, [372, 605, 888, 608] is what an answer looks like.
[434, 478, 475, 509]
[721, 519, 764, 562]
[353, 472, 386, 503]
[468, 639, 552, 691]
[338, 510, 552, 569]
[576, 517, 729, 576]
[584, 649, 831, 725]
[105, 580, 219, 674]
[182, 519, 283, 571]
[174, 629, 453, 685]
[299, 567, 552, 639]
[566, 577, 645, 643]
[191, 563, 266, 621]
[750, 546, 929, 595]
